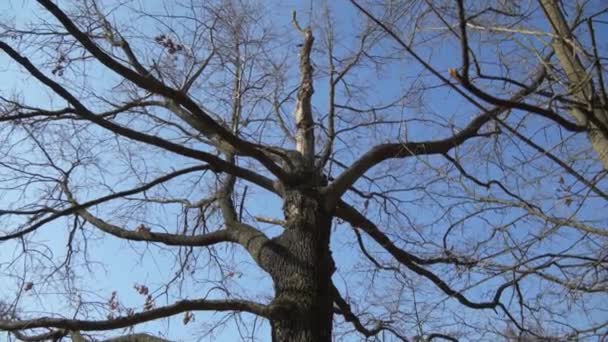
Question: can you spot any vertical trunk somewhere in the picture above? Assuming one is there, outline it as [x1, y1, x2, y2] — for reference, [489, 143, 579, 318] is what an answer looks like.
[270, 14, 331, 341]
[539, 0, 608, 169]
[293, 16, 315, 169]
[269, 190, 334, 342]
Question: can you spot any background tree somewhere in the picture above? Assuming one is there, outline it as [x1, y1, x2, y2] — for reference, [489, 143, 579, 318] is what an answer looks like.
[0, 0, 606, 341]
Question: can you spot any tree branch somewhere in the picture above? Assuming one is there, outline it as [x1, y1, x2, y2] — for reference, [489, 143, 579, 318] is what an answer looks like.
[0, 166, 216, 241]
[324, 107, 502, 208]
[0, 40, 277, 194]
[0, 298, 271, 332]
[335, 200, 522, 310]
[336, 201, 477, 267]
[35, 0, 289, 181]
[332, 284, 392, 339]
[10, 329, 68, 342]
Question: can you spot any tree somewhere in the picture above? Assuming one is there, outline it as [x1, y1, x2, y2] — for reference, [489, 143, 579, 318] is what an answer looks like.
[0, 0, 606, 341]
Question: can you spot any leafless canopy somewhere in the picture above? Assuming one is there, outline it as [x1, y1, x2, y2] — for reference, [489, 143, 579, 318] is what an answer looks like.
[0, 0, 607, 341]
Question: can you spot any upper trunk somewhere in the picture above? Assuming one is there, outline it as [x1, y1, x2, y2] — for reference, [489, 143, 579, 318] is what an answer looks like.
[293, 14, 315, 169]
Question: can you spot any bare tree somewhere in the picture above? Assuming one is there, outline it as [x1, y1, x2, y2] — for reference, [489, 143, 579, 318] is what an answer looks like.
[0, 0, 606, 341]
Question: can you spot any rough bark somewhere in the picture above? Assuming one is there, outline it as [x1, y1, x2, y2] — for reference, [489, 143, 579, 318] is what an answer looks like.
[539, 0, 608, 169]
[292, 13, 316, 168]
[254, 16, 334, 341]
[267, 188, 334, 342]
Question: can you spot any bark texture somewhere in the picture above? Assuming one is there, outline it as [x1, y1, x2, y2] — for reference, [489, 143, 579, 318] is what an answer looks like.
[265, 18, 334, 340]
[540, 0, 608, 169]
[268, 188, 334, 342]
[293, 13, 316, 168]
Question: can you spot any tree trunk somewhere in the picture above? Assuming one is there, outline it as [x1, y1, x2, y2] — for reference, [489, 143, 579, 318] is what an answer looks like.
[540, 0, 608, 169]
[269, 189, 334, 342]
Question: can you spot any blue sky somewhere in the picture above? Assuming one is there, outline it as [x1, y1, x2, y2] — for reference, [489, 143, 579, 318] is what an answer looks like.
[1, 1, 607, 341]
[0, 1, 325, 341]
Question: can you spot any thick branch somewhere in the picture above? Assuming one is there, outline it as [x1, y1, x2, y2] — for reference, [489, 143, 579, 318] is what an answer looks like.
[73, 205, 232, 246]
[324, 40, 549, 207]
[10, 329, 68, 342]
[54, 173, 243, 247]
[0, 41, 276, 194]
[350, 0, 605, 189]
[331, 284, 384, 338]
[335, 200, 517, 310]
[453, 2, 579, 131]
[336, 201, 477, 267]
[324, 107, 501, 207]
[453, 72, 587, 133]
[0, 298, 271, 332]
[222, 209, 277, 274]
[35, 0, 288, 181]
[162, 100, 235, 154]
[0, 166, 217, 241]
